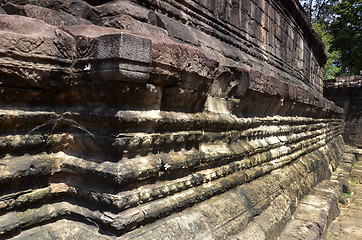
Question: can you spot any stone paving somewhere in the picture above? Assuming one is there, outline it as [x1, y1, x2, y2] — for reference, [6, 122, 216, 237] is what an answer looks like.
[327, 148, 362, 240]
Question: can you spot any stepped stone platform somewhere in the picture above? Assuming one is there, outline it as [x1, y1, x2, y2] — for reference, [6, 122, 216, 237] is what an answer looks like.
[0, 0, 347, 239]
[280, 146, 362, 240]
[326, 147, 362, 240]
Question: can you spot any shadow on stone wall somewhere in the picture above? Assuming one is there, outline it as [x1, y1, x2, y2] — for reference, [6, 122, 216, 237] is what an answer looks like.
[324, 73, 362, 147]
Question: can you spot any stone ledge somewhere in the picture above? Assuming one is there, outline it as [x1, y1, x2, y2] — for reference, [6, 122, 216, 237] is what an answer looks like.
[324, 75, 362, 89]
[0, 13, 342, 117]
[278, 147, 359, 239]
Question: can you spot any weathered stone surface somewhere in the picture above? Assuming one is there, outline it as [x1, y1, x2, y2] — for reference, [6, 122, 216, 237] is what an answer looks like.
[326, 151, 362, 240]
[324, 74, 362, 147]
[0, 14, 76, 90]
[0, 0, 346, 239]
[280, 148, 360, 240]
[2, 3, 92, 26]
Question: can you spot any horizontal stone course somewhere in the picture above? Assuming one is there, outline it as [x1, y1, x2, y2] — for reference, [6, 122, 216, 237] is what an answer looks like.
[0, 0, 346, 239]
[279, 150, 356, 239]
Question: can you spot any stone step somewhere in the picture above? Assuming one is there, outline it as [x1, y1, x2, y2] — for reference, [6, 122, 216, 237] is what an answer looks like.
[279, 147, 361, 240]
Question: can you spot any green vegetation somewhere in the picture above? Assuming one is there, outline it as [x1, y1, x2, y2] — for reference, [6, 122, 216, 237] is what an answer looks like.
[312, 23, 341, 79]
[344, 192, 352, 197]
[344, 188, 355, 198]
[300, 0, 362, 79]
[329, 0, 362, 76]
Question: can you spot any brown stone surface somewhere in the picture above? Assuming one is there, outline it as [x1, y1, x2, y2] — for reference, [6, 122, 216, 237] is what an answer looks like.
[324, 74, 362, 147]
[326, 148, 362, 240]
[2, 0, 328, 93]
[0, 0, 346, 239]
[279, 149, 360, 240]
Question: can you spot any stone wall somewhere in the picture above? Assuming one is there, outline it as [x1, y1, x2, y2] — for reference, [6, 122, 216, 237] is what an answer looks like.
[0, 0, 344, 239]
[324, 74, 362, 147]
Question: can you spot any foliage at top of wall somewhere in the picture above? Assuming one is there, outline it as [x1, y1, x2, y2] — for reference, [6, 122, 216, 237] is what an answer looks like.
[300, 0, 361, 78]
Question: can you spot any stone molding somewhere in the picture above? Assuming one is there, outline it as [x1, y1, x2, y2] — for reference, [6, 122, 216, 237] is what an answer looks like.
[0, 1, 346, 239]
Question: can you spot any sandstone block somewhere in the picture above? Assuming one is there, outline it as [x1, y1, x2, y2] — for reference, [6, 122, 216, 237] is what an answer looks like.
[91, 33, 152, 83]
